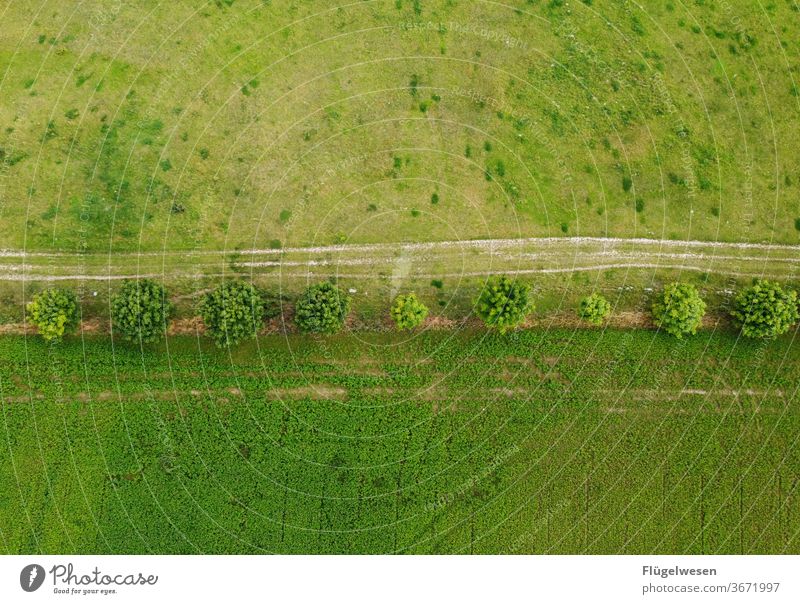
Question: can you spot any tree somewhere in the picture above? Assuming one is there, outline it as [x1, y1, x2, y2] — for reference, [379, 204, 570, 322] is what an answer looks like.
[26, 288, 79, 342]
[578, 293, 611, 326]
[651, 282, 706, 338]
[200, 282, 265, 347]
[294, 282, 351, 334]
[474, 275, 532, 333]
[731, 279, 799, 339]
[391, 293, 428, 330]
[111, 279, 172, 343]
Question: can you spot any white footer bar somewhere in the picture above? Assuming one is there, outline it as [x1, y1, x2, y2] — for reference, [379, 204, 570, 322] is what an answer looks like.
[1, 555, 797, 603]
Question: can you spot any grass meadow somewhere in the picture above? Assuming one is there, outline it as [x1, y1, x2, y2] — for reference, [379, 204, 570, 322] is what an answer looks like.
[1, 0, 799, 256]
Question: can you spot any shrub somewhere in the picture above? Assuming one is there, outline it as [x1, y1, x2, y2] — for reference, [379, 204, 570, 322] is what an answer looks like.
[26, 288, 79, 342]
[474, 275, 532, 333]
[111, 279, 172, 343]
[391, 293, 428, 330]
[200, 282, 265, 347]
[651, 282, 706, 338]
[295, 282, 351, 334]
[578, 293, 611, 326]
[622, 176, 632, 191]
[731, 279, 799, 339]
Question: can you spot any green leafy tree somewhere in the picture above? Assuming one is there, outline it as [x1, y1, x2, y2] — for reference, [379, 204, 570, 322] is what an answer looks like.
[578, 293, 611, 326]
[111, 279, 173, 343]
[391, 293, 428, 330]
[651, 282, 706, 338]
[26, 288, 79, 342]
[200, 282, 265, 347]
[731, 279, 799, 339]
[294, 282, 351, 334]
[474, 275, 532, 333]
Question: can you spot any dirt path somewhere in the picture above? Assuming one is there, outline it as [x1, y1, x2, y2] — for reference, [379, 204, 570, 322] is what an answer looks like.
[0, 310, 729, 336]
[0, 235, 798, 282]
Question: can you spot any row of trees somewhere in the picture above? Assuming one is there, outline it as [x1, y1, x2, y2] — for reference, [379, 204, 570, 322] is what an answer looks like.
[25, 279, 354, 347]
[473, 276, 798, 339]
[23, 276, 800, 346]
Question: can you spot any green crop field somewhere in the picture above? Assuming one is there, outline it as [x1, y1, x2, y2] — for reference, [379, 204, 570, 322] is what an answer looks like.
[1, 330, 798, 554]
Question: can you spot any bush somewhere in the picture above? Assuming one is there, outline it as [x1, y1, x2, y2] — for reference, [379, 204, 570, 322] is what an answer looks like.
[651, 282, 706, 338]
[295, 282, 351, 334]
[111, 279, 172, 343]
[26, 288, 79, 342]
[474, 275, 532, 333]
[200, 282, 265, 347]
[731, 279, 799, 339]
[578, 293, 611, 326]
[391, 293, 428, 330]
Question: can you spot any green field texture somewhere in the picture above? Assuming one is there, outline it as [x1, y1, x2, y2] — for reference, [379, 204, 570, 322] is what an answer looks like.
[1, 0, 799, 253]
[1, 329, 798, 554]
